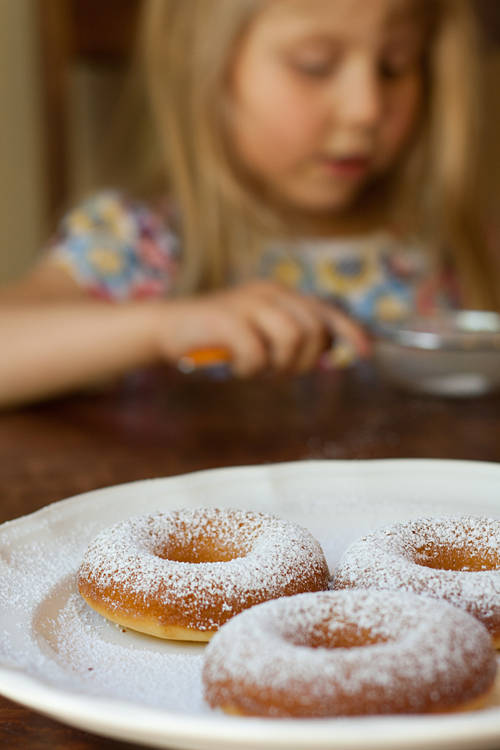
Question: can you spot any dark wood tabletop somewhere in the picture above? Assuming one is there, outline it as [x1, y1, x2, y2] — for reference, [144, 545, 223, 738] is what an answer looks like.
[1, 362, 500, 749]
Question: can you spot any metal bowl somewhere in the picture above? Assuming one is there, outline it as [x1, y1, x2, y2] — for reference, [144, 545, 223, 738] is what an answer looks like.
[373, 311, 500, 397]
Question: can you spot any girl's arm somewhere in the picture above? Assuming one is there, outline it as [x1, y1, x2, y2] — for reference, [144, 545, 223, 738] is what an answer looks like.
[0, 266, 369, 408]
[0, 265, 158, 405]
[0, 299, 160, 407]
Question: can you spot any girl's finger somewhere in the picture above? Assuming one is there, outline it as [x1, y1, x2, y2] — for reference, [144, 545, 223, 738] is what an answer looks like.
[259, 290, 331, 372]
[215, 315, 269, 377]
[315, 299, 372, 358]
[259, 283, 372, 364]
[243, 301, 307, 371]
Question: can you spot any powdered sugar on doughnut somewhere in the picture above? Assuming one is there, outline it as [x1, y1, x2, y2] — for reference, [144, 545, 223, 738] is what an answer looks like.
[333, 516, 500, 636]
[78, 508, 330, 633]
[203, 589, 497, 717]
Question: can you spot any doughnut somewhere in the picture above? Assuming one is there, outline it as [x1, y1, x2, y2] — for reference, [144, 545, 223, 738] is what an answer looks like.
[333, 515, 500, 645]
[203, 589, 497, 717]
[77, 507, 330, 641]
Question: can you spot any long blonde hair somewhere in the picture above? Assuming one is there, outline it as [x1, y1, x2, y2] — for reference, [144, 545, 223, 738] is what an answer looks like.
[128, 0, 498, 307]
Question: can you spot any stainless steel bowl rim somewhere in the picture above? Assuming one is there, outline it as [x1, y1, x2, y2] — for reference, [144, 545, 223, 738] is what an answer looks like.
[373, 310, 500, 351]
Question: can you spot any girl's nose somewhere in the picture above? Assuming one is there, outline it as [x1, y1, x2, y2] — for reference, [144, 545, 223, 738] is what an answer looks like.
[332, 56, 381, 132]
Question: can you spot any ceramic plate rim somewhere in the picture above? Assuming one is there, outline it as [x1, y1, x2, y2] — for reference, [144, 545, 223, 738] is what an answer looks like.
[2, 458, 500, 750]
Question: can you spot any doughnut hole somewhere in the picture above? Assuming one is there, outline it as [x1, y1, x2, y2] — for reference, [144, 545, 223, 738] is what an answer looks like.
[287, 619, 389, 650]
[411, 543, 500, 572]
[153, 519, 249, 563]
[155, 539, 244, 563]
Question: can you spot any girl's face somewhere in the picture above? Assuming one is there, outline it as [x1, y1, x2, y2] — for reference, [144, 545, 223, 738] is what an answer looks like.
[230, 0, 426, 216]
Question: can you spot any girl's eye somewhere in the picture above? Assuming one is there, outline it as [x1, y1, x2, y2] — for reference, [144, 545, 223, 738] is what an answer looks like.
[294, 63, 331, 78]
[289, 57, 337, 79]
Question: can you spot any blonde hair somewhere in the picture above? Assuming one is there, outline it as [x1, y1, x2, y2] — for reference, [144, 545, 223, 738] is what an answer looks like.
[130, 0, 498, 307]
[140, 0, 267, 292]
[394, 0, 498, 310]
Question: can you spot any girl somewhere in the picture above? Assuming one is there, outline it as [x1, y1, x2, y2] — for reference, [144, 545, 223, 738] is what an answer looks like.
[0, 0, 497, 406]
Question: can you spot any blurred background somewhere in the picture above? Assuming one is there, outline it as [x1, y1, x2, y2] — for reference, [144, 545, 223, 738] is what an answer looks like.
[0, 0, 499, 287]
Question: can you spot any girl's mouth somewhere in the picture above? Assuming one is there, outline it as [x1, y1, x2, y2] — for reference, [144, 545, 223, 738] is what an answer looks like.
[319, 155, 370, 180]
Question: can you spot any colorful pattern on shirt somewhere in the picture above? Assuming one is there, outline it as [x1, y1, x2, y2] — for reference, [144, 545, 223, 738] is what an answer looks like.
[48, 191, 180, 300]
[259, 235, 456, 326]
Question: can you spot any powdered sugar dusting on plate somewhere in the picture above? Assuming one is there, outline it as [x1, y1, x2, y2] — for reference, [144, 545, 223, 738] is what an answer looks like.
[43, 591, 207, 713]
[0, 515, 206, 710]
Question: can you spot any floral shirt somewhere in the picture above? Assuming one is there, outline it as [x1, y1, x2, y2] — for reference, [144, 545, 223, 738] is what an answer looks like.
[46, 191, 458, 365]
[48, 191, 180, 300]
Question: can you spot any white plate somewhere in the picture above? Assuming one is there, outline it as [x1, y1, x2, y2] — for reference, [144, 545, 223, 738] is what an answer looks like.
[2, 459, 500, 750]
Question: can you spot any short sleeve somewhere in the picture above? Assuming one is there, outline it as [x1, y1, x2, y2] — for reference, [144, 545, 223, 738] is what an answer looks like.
[45, 191, 180, 300]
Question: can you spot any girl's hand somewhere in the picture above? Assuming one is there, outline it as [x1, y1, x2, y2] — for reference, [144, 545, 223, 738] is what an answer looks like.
[156, 280, 370, 376]
[0, 275, 369, 406]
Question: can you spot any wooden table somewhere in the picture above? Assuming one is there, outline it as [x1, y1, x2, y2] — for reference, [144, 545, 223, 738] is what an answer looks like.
[1, 363, 500, 749]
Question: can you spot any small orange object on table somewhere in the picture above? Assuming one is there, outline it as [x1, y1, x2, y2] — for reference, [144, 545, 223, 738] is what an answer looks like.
[178, 348, 232, 374]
